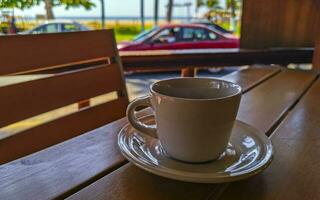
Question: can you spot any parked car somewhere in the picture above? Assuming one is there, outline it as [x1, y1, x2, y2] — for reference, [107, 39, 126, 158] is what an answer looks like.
[118, 24, 239, 51]
[20, 20, 90, 34]
[191, 21, 234, 34]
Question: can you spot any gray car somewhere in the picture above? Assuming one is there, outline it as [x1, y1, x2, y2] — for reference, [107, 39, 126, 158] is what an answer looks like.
[21, 20, 90, 34]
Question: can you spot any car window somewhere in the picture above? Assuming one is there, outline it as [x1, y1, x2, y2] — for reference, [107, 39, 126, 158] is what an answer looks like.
[32, 24, 58, 34]
[182, 27, 209, 41]
[46, 24, 58, 33]
[61, 23, 80, 32]
[31, 26, 46, 34]
[133, 27, 159, 42]
[208, 32, 217, 40]
[151, 27, 181, 44]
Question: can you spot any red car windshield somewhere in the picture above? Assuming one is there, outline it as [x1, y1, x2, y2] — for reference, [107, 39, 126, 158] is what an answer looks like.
[133, 27, 159, 42]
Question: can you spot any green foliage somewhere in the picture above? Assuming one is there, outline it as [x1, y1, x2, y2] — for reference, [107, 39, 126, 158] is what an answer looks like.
[0, 0, 95, 10]
[61, 21, 153, 42]
[197, 0, 241, 11]
[113, 24, 153, 42]
[60, 0, 95, 10]
[226, 0, 240, 10]
[206, 0, 220, 8]
[196, 0, 220, 9]
[196, 0, 204, 8]
[115, 25, 141, 35]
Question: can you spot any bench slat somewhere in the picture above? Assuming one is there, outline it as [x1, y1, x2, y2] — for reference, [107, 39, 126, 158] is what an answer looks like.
[0, 67, 281, 200]
[66, 70, 316, 200]
[0, 64, 123, 128]
[0, 30, 116, 75]
[0, 97, 128, 164]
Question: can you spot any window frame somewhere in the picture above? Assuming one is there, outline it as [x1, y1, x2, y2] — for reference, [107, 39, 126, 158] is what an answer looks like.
[61, 23, 80, 32]
[181, 27, 219, 42]
[149, 27, 182, 44]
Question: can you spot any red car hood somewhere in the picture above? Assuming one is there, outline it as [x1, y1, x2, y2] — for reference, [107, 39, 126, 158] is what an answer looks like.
[222, 33, 239, 39]
[117, 41, 138, 50]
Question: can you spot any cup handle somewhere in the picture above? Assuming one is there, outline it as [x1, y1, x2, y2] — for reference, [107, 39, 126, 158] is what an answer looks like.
[126, 95, 157, 138]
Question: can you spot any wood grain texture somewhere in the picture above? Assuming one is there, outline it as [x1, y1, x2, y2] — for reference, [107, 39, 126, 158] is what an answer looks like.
[0, 30, 116, 75]
[313, 14, 320, 72]
[237, 70, 316, 135]
[0, 64, 123, 128]
[0, 109, 150, 200]
[217, 78, 320, 200]
[0, 67, 277, 200]
[0, 97, 128, 164]
[0, 29, 130, 164]
[66, 70, 316, 200]
[314, 45, 320, 71]
[220, 65, 280, 92]
[241, 0, 320, 49]
[69, 164, 225, 200]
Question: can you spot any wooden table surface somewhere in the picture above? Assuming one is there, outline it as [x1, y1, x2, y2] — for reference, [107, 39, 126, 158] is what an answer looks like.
[0, 66, 319, 200]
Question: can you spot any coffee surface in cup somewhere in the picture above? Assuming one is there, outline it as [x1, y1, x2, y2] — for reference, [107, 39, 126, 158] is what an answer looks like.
[152, 78, 241, 99]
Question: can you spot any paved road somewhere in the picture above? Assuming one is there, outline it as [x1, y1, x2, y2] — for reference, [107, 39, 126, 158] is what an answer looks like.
[125, 67, 241, 100]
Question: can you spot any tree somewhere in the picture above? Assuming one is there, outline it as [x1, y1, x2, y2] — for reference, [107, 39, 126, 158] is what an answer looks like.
[0, 0, 95, 20]
[45, 0, 55, 19]
[166, 0, 173, 23]
[154, 0, 159, 26]
[196, 0, 221, 21]
[226, 0, 240, 31]
[195, 0, 204, 16]
[206, 0, 220, 8]
[140, 0, 145, 31]
[100, 0, 105, 29]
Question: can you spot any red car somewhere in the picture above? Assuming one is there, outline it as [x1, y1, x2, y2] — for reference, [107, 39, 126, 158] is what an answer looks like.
[118, 24, 239, 51]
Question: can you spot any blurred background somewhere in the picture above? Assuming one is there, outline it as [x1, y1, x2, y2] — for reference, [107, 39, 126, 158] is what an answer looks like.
[0, 0, 242, 42]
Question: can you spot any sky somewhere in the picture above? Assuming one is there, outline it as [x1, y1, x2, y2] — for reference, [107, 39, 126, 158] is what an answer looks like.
[10, 0, 225, 19]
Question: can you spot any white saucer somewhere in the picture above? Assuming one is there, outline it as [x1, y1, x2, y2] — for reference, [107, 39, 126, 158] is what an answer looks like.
[118, 115, 273, 183]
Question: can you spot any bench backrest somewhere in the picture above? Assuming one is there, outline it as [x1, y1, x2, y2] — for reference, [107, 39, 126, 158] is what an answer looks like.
[0, 30, 129, 163]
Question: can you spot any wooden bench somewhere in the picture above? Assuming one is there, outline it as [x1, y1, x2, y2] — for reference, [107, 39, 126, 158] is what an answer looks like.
[0, 30, 129, 164]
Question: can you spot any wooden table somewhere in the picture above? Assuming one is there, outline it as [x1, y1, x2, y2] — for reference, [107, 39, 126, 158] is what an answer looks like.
[1, 66, 319, 200]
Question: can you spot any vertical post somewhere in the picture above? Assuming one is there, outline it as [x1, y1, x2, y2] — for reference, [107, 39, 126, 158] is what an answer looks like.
[154, 0, 159, 26]
[312, 15, 320, 74]
[186, 3, 191, 22]
[44, 0, 55, 20]
[167, 0, 173, 23]
[78, 100, 90, 109]
[110, 30, 130, 105]
[140, 0, 145, 31]
[9, 8, 17, 34]
[101, 0, 106, 29]
[230, 0, 236, 32]
[181, 67, 196, 77]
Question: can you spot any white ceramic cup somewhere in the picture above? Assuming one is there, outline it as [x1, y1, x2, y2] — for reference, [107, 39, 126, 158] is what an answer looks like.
[127, 78, 242, 163]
